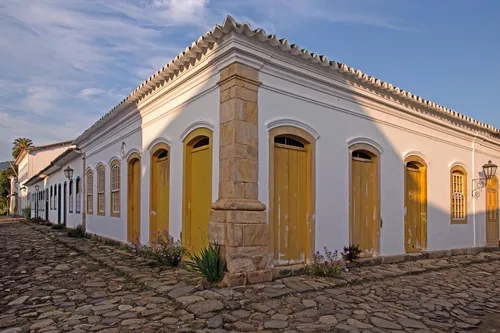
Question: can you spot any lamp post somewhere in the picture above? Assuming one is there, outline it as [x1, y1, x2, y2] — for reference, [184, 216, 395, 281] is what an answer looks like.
[472, 160, 498, 198]
[64, 166, 74, 181]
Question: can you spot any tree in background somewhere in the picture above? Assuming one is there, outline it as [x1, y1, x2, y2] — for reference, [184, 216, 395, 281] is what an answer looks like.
[12, 138, 33, 159]
[0, 169, 10, 214]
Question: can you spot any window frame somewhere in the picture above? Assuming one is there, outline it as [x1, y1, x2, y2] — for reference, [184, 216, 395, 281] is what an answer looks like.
[450, 165, 468, 224]
[110, 160, 121, 218]
[97, 165, 105, 216]
[86, 169, 94, 215]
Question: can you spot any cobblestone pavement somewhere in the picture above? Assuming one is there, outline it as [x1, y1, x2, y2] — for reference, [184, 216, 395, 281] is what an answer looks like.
[2, 222, 500, 332]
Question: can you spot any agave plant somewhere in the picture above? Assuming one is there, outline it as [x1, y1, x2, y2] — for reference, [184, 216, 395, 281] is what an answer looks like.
[184, 243, 225, 283]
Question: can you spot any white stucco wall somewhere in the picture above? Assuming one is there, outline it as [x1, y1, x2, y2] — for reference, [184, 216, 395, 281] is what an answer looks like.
[28, 155, 83, 228]
[257, 63, 500, 256]
[82, 70, 220, 244]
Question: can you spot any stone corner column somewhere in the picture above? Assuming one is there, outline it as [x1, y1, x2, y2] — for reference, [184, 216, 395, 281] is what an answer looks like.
[209, 62, 272, 287]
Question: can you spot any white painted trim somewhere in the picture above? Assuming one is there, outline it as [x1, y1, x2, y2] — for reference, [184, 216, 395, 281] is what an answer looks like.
[95, 162, 105, 170]
[125, 148, 142, 161]
[180, 120, 215, 141]
[108, 156, 121, 165]
[404, 151, 430, 164]
[265, 118, 320, 140]
[449, 161, 469, 173]
[347, 137, 384, 154]
[147, 137, 172, 151]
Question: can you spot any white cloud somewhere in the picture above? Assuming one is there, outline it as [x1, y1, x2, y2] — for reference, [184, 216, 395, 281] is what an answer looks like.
[0, 0, 412, 161]
[79, 88, 106, 97]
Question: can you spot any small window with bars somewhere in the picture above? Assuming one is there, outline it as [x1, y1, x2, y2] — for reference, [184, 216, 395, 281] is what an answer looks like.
[110, 162, 120, 216]
[97, 166, 105, 215]
[87, 170, 93, 214]
[193, 137, 210, 149]
[352, 150, 372, 161]
[451, 170, 466, 221]
[274, 136, 305, 149]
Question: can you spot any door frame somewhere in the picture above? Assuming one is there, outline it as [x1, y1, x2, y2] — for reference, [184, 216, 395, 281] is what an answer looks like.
[57, 184, 62, 225]
[403, 155, 428, 253]
[486, 176, 499, 246]
[182, 128, 213, 251]
[269, 126, 316, 266]
[127, 152, 142, 242]
[63, 182, 67, 226]
[149, 142, 171, 241]
[348, 141, 382, 256]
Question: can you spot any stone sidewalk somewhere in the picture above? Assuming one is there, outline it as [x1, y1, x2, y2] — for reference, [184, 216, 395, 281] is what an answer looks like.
[2, 221, 500, 332]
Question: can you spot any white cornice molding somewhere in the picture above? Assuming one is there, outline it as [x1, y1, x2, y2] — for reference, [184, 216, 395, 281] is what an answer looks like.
[107, 156, 121, 165]
[404, 151, 430, 164]
[180, 120, 215, 141]
[147, 137, 172, 151]
[125, 149, 142, 161]
[265, 118, 320, 140]
[449, 161, 469, 173]
[347, 137, 384, 154]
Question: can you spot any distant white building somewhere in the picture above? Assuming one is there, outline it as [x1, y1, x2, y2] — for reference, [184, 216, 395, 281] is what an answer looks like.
[24, 16, 500, 285]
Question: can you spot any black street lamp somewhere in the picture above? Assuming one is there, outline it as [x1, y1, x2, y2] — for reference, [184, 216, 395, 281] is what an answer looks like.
[64, 166, 74, 180]
[472, 160, 498, 198]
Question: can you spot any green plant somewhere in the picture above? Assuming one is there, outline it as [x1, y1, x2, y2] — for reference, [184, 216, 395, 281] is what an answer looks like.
[310, 246, 345, 277]
[52, 224, 65, 230]
[184, 243, 225, 283]
[67, 224, 87, 238]
[149, 230, 184, 267]
[31, 216, 45, 224]
[342, 244, 362, 263]
[22, 207, 31, 220]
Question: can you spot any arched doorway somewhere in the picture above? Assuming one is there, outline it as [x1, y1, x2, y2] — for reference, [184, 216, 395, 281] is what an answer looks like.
[486, 176, 499, 246]
[150, 143, 170, 241]
[350, 145, 380, 256]
[127, 153, 141, 242]
[183, 128, 212, 255]
[269, 129, 314, 266]
[404, 155, 427, 253]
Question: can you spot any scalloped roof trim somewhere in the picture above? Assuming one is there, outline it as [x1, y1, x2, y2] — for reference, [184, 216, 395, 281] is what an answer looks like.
[75, 15, 499, 143]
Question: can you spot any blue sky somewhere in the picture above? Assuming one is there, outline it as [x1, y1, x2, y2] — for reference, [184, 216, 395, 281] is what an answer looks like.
[0, 0, 498, 161]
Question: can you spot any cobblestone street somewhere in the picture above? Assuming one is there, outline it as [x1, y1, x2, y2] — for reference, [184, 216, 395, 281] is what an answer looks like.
[2, 222, 500, 332]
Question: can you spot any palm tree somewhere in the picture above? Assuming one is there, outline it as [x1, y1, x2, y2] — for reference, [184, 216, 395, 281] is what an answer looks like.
[12, 138, 33, 159]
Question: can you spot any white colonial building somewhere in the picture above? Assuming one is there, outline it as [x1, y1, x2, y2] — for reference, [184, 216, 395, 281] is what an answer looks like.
[23, 16, 500, 285]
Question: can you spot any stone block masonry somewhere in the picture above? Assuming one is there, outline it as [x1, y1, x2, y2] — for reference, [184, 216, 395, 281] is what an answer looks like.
[209, 62, 272, 286]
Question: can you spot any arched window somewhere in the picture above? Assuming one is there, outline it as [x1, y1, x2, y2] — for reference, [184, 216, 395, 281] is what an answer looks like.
[86, 169, 93, 214]
[451, 165, 467, 224]
[110, 160, 120, 217]
[69, 179, 73, 213]
[75, 177, 81, 214]
[50, 186, 53, 210]
[97, 165, 105, 216]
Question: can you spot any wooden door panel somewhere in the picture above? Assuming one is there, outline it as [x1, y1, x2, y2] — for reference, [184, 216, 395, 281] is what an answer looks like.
[189, 147, 211, 254]
[351, 158, 379, 256]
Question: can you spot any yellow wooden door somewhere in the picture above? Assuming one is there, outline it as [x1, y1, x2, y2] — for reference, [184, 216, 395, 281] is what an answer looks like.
[351, 151, 379, 256]
[127, 158, 141, 242]
[150, 150, 169, 241]
[486, 177, 499, 246]
[404, 161, 427, 253]
[188, 139, 211, 254]
[273, 139, 308, 266]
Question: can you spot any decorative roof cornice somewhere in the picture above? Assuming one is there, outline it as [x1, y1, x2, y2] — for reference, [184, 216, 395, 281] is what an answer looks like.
[75, 15, 499, 144]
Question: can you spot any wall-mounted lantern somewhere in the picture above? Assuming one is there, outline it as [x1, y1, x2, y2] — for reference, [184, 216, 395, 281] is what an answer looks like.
[64, 166, 74, 180]
[472, 160, 498, 198]
[34, 184, 39, 192]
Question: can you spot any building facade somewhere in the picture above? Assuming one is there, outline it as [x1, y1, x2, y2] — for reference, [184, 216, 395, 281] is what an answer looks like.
[23, 16, 500, 285]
